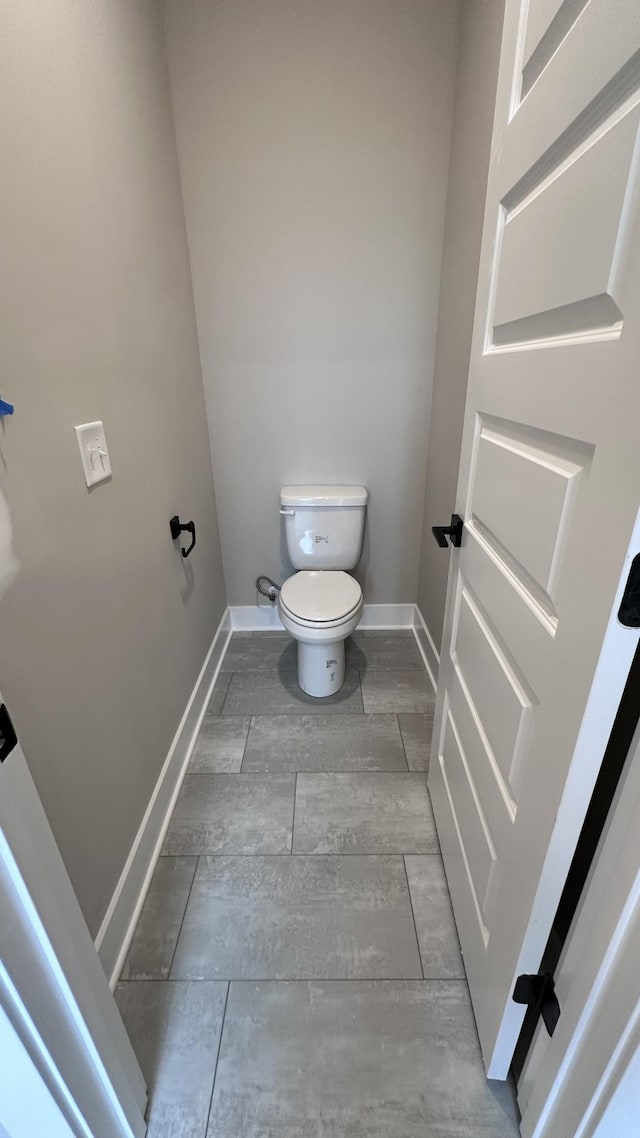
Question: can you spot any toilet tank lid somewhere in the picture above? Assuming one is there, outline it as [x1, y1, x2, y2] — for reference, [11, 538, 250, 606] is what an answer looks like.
[280, 485, 368, 507]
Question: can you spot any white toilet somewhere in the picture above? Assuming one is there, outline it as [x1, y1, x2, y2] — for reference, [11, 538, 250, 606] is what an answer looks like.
[278, 485, 368, 698]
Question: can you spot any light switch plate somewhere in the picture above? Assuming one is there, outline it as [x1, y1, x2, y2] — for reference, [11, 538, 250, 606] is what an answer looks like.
[74, 421, 112, 487]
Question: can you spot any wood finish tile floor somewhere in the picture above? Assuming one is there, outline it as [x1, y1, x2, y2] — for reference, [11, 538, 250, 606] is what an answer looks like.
[116, 631, 520, 1138]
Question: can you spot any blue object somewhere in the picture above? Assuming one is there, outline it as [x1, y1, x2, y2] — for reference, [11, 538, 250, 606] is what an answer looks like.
[0, 399, 14, 416]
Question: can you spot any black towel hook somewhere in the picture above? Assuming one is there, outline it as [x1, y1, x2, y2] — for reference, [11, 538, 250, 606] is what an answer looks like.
[170, 515, 196, 559]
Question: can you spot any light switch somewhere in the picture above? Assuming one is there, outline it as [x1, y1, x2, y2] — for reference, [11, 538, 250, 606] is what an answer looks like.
[74, 421, 112, 487]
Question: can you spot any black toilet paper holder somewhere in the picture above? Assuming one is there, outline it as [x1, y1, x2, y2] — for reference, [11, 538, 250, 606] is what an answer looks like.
[170, 515, 196, 559]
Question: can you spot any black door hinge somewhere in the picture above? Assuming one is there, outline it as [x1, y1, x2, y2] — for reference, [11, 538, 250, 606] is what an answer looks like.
[0, 703, 18, 764]
[513, 972, 560, 1037]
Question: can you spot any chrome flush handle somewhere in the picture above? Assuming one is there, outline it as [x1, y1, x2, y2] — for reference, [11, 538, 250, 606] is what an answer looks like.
[280, 508, 296, 516]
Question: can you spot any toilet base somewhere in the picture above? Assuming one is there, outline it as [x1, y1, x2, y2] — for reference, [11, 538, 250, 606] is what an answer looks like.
[297, 638, 346, 698]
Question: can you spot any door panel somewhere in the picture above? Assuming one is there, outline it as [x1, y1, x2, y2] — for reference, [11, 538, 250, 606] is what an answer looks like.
[522, 1, 590, 99]
[440, 701, 497, 934]
[493, 108, 637, 344]
[452, 585, 532, 801]
[429, 0, 640, 1076]
[469, 420, 589, 605]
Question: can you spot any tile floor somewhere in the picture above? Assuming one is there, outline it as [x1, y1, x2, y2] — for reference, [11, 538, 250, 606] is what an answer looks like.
[116, 631, 520, 1138]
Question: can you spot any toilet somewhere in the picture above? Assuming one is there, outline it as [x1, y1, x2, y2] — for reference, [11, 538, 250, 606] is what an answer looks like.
[278, 485, 368, 697]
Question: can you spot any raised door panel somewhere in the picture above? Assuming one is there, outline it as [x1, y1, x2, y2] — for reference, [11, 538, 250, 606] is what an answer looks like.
[439, 703, 496, 943]
[492, 108, 639, 347]
[500, 0, 640, 204]
[452, 584, 534, 800]
[521, 0, 590, 99]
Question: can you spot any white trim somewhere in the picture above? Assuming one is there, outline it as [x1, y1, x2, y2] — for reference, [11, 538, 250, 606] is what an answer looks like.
[412, 605, 440, 691]
[0, 998, 77, 1138]
[0, 742, 146, 1136]
[358, 603, 414, 629]
[230, 604, 285, 631]
[94, 608, 232, 989]
[229, 602, 415, 632]
[0, 963, 91, 1138]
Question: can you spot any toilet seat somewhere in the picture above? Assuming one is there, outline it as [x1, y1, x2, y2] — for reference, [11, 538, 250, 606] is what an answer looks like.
[279, 570, 362, 626]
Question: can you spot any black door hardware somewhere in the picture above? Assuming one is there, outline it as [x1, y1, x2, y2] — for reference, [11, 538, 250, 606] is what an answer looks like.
[513, 972, 560, 1037]
[0, 703, 18, 764]
[618, 553, 640, 627]
[170, 515, 197, 559]
[432, 513, 464, 548]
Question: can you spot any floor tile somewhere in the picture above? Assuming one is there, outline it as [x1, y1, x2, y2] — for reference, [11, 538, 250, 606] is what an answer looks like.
[116, 980, 227, 1138]
[294, 773, 439, 854]
[222, 635, 297, 672]
[189, 716, 250, 773]
[347, 631, 424, 671]
[120, 856, 197, 980]
[162, 774, 295, 855]
[206, 671, 232, 716]
[207, 980, 520, 1138]
[361, 669, 435, 714]
[398, 713, 433, 771]
[405, 855, 465, 979]
[171, 855, 422, 980]
[242, 713, 407, 772]
[222, 668, 363, 716]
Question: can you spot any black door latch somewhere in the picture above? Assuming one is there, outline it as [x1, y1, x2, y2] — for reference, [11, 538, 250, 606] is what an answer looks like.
[432, 513, 464, 548]
[170, 515, 197, 559]
[0, 703, 18, 764]
[513, 972, 561, 1037]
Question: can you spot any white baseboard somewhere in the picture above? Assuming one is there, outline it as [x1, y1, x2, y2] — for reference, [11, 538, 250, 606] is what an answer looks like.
[413, 605, 440, 692]
[358, 603, 414, 629]
[94, 608, 232, 989]
[229, 602, 415, 632]
[230, 604, 285, 631]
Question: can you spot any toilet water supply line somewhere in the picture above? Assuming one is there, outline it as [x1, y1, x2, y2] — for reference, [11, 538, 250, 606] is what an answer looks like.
[255, 575, 281, 603]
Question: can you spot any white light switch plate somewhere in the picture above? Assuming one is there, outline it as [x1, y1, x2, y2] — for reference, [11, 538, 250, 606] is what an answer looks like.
[74, 421, 112, 487]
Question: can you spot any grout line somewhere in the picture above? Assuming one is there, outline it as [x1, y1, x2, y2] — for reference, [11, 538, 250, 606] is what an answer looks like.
[217, 703, 429, 718]
[159, 850, 442, 859]
[239, 716, 253, 772]
[221, 711, 368, 718]
[396, 715, 410, 772]
[204, 980, 230, 1138]
[182, 766, 414, 776]
[402, 855, 425, 980]
[217, 664, 424, 673]
[290, 772, 298, 854]
[217, 672, 233, 716]
[117, 975, 468, 984]
[166, 855, 199, 979]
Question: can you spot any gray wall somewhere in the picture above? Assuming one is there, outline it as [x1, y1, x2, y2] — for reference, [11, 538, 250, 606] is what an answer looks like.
[0, 0, 226, 935]
[163, 0, 460, 605]
[416, 0, 505, 650]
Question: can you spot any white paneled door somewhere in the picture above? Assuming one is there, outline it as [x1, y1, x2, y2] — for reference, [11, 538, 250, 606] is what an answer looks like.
[429, 0, 640, 1077]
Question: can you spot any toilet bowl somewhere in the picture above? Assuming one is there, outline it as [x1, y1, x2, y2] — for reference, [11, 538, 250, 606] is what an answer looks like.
[278, 484, 368, 698]
[278, 570, 363, 697]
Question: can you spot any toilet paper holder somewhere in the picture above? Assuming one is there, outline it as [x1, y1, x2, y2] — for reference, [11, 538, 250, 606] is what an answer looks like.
[170, 515, 196, 559]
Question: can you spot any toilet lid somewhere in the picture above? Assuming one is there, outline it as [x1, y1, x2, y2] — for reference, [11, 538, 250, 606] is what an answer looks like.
[280, 571, 362, 623]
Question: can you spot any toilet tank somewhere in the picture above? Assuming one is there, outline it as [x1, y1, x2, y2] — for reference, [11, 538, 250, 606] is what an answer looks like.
[280, 485, 368, 570]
